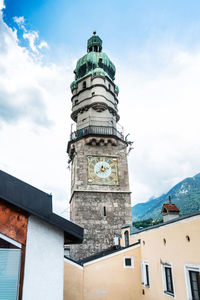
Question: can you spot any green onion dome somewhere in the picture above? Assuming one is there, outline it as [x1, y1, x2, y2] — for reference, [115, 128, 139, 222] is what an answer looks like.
[74, 51, 116, 82]
[71, 33, 116, 90]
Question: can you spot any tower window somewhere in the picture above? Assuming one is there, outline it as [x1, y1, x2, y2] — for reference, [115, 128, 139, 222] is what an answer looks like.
[98, 58, 103, 67]
[103, 206, 106, 216]
[108, 84, 111, 90]
[83, 81, 86, 89]
[124, 230, 129, 247]
[75, 100, 78, 105]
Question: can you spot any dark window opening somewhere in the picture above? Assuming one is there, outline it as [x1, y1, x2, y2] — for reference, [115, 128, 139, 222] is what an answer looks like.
[92, 92, 95, 96]
[165, 267, 174, 294]
[103, 206, 106, 216]
[124, 230, 129, 247]
[83, 81, 86, 89]
[125, 258, 132, 267]
[98, 58, 103, 68]
[77, 64, 86, 78]
[145, 265, 150, 287]
[0, 238, 19, 249]
[142, 289, 145, 295]
[189, 271, 200, 300]
[186, 235, 190, 242]
[108, 84, 111, 90]
[75, 100, 78, 105]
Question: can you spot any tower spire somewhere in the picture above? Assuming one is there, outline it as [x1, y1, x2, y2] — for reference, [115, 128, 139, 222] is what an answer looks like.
[87, 32, 102, 53]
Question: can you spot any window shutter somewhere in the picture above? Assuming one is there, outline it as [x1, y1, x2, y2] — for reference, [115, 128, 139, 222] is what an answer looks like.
[0, 249, 21, 300]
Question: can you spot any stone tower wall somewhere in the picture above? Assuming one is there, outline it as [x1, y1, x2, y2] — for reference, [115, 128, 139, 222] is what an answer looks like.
[69, 137, 132, 261]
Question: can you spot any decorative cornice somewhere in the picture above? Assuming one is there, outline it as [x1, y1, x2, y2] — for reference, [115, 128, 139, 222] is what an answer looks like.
[72, 94, 118, 110]
[71, 102, 120, 122]
[70, 189, 132, 203]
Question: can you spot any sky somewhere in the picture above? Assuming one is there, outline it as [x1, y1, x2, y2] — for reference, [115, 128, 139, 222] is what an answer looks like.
[1, 0, 200, 218]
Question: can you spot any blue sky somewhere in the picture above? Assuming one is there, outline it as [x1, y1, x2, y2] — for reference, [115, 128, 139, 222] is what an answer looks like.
[3, 0, 200, 57]
[1, 0, 200, 217]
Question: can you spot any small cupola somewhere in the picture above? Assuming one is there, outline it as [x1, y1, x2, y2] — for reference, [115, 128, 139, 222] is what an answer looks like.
[161, 195, 180, 222]
[87, 31, 102, 52]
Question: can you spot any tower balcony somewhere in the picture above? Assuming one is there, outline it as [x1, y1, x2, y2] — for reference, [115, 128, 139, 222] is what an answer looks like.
[69, 125, 124, 142]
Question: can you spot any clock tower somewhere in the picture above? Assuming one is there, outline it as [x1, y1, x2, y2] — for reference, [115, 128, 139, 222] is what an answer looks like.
[67, 32, 132, 261]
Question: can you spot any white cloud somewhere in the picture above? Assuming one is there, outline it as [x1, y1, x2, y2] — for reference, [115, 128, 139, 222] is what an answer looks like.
[38, 41, 49, 50]
[116, 44, 200, 205]
[0, 4, 74, 218]
[13, 16, 25, 26]
[13, 14, 49, 54]
[0, 0, 5, 11]
[23, 31, 39, 53]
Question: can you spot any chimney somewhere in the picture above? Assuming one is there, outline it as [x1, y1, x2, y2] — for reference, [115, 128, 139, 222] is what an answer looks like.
[161, 196, 180, 222]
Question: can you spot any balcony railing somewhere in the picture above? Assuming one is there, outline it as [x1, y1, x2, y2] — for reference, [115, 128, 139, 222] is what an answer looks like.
[70, 125, 124, 141]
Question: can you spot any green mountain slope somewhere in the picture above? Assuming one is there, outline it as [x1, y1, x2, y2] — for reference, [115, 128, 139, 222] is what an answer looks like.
[132, 173, 200, 221]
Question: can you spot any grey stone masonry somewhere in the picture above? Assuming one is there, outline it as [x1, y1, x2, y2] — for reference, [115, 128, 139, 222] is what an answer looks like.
[69, 137, 132, 261]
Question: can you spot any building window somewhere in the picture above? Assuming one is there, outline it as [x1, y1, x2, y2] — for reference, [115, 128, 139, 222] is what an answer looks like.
[185, 265, 200, 300]
[103, 206, 106, 216]
[83, 81, 86, 89]
[141, 261, 150, 287]
[75, 100, 78, 105]
[161, 263, 175, 296]
[124, 256, 134, 268]
[98, 58, 103, 67]
[165, 267, 174, 294]
[0, 234, 21, 299]
[124, 230, 129, 247]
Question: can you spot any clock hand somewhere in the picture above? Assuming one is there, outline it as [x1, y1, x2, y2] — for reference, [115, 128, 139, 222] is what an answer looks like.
[101, 165, 105, 172]
[104, 165, 110, 169]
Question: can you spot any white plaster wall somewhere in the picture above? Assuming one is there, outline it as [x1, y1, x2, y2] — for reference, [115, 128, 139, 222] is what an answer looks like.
[22, 215, 64, 300]
[163, 213, 179, 222]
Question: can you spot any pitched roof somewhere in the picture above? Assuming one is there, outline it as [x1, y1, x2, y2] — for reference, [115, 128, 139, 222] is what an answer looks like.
[131, 211, 200, 235]
[162, 203, 180, 213]
[77, 242, 141, 264]
[0, 170, 83, 244]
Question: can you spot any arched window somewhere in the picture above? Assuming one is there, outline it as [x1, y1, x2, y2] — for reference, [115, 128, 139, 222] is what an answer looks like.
[83, 81, 86, 89]
[124, 230, 129, 247]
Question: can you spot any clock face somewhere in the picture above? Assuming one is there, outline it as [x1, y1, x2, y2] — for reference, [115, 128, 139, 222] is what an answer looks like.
[88, 156, 118, 185]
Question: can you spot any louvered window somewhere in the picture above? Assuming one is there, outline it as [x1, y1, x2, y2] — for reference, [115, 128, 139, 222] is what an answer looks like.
[0, 237, 21, 300]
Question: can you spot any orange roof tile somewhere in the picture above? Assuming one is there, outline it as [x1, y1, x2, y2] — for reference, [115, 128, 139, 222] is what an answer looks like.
[162, 203, 180, 212]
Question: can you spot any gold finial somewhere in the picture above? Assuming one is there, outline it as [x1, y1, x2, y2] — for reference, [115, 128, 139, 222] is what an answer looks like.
[93, 30, 96, 35]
